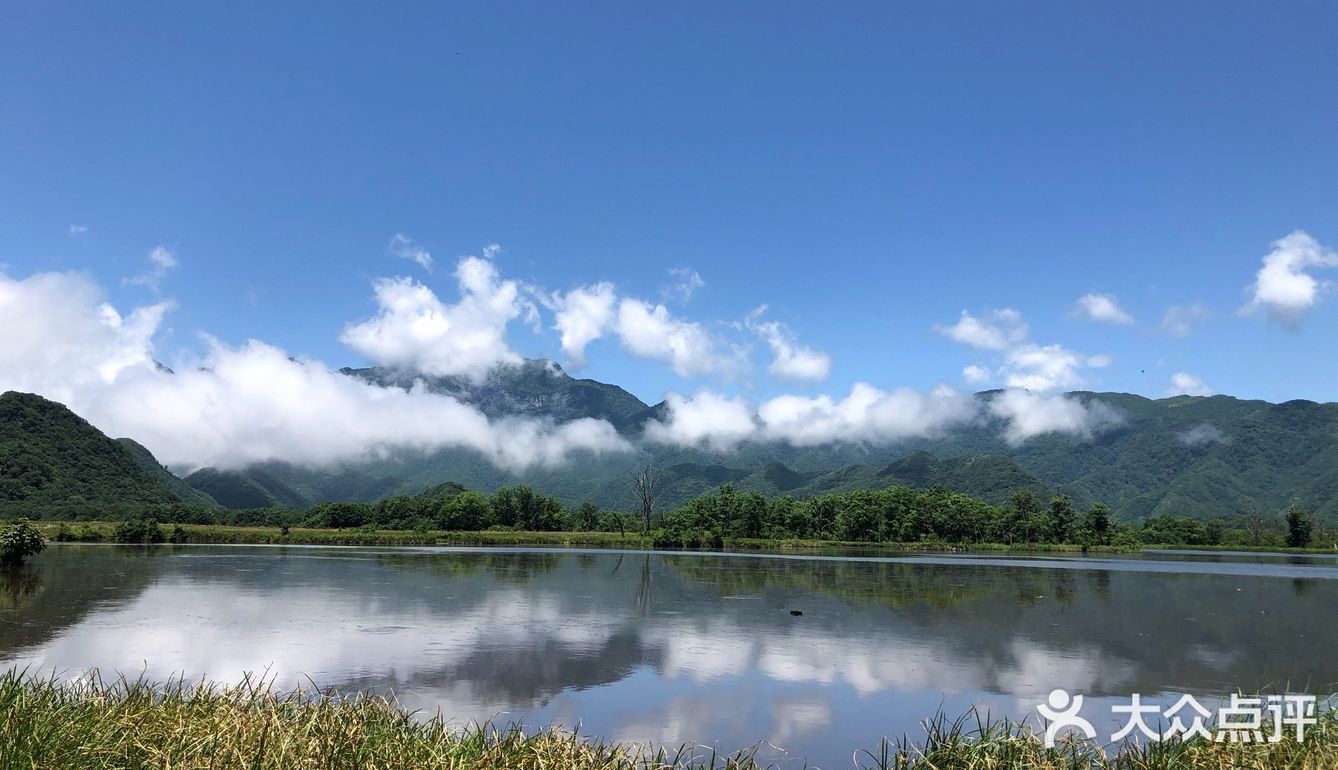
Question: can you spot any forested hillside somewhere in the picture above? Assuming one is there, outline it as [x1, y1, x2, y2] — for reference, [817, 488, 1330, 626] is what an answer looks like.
[0, 392, 195, 512]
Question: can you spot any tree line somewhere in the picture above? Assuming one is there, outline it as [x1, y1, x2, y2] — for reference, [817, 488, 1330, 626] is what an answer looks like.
[652, 486, 1111, 547]
[2, 479, 1326, 550]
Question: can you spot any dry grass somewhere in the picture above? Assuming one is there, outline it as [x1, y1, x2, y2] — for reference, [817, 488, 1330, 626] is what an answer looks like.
[875, 709, 1338, 769]
[1, 671, 1334, 769]
[0, 671, 757, 770]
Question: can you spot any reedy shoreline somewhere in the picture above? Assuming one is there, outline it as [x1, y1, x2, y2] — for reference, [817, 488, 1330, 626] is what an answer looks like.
[29, 519, 1338, 555]
[30, 520, 1150, 552]
[1, 671, 1335, 769]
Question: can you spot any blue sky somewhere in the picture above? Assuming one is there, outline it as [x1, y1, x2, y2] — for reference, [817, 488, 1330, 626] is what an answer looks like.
[2, 1, 1336, 411]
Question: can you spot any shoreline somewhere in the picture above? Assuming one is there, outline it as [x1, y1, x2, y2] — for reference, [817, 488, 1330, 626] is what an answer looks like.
[32, 520, 1149, 553]
[20, 519, 1338, 556]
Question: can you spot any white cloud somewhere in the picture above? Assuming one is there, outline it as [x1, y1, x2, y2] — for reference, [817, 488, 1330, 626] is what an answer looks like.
[988, 390, 1122, 445]
[542, 279, 740, 378]
[615, 298, 732, 378]
[662, 267, 705, 303]
[1178, 423, 1230, 447]
[1159, 303, 1209, 338]
[340, 256, 524, 380]
[0, 269, 629, 471]
[1242, 230, 1338, 325]
[1167, 371, 1213, 397]
[0, 271, 172, 403]
[642, 390, 757, 451]
[962, 365, 992, 386]
[99, 341, 628, 470]
[2, 254, 1147, 470]
[548, 282, 617, 368]
[757, 383, 977, 447]
[124, 246, 178, 291]
[645, 381, 1109, 450]
[388, 233, 433, 271]
[1001, 343, 1091, 392]
[68, 224, 88, 236]
[1071, 293, 1134, 325]
[743, 306, 831, 383]
[940, 308, 1108, 393]
[934, 309, 1028, 351]
[644, 384, 978, 450]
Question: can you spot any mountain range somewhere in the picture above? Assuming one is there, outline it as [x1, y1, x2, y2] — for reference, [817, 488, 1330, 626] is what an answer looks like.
[1, 359, 1335, 520]
[242, 361, 1338, 520]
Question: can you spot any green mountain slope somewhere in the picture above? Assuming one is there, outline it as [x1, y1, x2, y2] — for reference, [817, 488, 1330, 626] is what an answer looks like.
[793, 452, 1050, 505]
[20, 360, 1330, 522]
[116, 438, 219, 507]
[258, 367, 1335, 520]
[0, 391, 185, 508]
[183, 467, 309, 509]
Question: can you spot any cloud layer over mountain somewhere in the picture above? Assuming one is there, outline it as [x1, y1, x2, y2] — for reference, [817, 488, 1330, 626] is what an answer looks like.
[4, 231, 1322, 471]
[0, 270, 626, 470]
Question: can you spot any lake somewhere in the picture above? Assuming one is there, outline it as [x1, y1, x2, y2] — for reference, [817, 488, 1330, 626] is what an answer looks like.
[2, 544, 1336, 768]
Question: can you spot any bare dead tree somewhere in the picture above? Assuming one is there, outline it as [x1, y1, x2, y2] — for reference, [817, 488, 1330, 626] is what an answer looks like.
[630, 464, 661, 532]
[1246, 506, 1267, 546]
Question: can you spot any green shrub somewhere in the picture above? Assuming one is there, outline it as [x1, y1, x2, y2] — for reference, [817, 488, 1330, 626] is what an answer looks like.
[112, 519, 165, 544]
[0, 519, 45, 566]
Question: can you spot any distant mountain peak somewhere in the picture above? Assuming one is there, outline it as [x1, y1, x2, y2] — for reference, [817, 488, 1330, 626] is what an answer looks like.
[339, 358, 653, 432]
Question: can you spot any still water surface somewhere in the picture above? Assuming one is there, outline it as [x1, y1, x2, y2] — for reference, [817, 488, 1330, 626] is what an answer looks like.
[2, 544, 1335, 768]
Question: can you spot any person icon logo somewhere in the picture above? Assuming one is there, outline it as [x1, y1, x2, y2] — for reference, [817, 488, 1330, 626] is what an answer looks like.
[1036, 688, 1097, 748]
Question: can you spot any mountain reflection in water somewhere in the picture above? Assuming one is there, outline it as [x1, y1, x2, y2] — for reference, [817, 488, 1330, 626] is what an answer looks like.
[1, 545, 1333, 769]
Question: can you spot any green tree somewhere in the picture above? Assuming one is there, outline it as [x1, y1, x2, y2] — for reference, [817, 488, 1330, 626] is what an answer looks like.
[677, 495, 720, 535]
[1285, 505, 1314, 548]
[834, 491, 882, 542]
[768, 495, 806, 538]
[1081, 503, 1112, 546]
[489, 486, 565, 531]
[806, 496, 839, 540]
[944, 493, 994, 544]
[1140, 515, 1208, 545]
[372, 496, 421, 529]
[573, 501, 601, 531]
[882, 486, 921, 541]
[1047, 495, 1077, 543]
[736, 491, 768, 538]
[0, 519, 45, 566]
[1009, 490, 1043, 543]
[438, 491, 492, 530]
[311, 502, 371, 529]
[1203, 519, 1224, 546]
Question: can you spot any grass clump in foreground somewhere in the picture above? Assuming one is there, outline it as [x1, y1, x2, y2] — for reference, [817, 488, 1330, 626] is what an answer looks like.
[873, 709, 1338, 769]
[2, 671, 1336, 770]
[0, 670, 754, 770]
